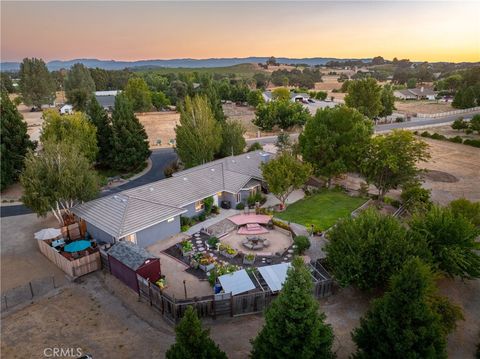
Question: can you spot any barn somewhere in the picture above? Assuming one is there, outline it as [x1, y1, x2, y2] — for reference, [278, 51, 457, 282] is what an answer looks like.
[107, 241, 161, 293]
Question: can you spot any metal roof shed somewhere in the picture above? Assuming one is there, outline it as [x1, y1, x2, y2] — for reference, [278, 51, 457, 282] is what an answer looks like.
[218, 269, 256, 296]
[258, 263, 291, 292]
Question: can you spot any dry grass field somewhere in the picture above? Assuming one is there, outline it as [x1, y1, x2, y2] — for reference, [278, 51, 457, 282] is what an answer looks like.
[417, 124, 480, 141]
[419, 138, 480, 204]
[136, 111, 179, 148]
[395, 100, 453, 115]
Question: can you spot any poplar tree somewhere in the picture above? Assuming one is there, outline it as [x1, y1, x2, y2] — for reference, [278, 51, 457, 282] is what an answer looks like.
[18, 57, 56, 108]
[65, 63, 96, 111]
[86, 97, 114, 166]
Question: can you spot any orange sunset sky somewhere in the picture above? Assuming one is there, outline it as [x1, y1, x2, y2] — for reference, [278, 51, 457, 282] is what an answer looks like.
[1, 1, 479, 63]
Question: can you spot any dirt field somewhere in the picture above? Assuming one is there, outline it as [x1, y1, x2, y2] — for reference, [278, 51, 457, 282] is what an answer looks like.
[419, 138, 480, 204]
[314, 75, 342, 91]
[0, 213, 65, 292]
[222, 103, 259, 138]
[395, 100, 453, 115]
[136, 111, 179, 148]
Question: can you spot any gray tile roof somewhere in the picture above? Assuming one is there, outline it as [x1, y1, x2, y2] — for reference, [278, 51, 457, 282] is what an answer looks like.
[72, 151, 272, 239]
[108, 241, 156, 271]
[95, 95, 116, 110]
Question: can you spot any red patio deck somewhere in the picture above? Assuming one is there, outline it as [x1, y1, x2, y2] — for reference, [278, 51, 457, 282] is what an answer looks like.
[228, 214, 272, 226]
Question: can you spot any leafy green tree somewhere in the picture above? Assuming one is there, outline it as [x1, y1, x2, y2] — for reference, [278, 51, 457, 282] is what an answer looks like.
[378, 84, 395, 119]
[344, 78, 382, 119]
[247, 89, 264, 107]
[361, 130, 430, 200]
[110, 94, 151, 171]
[124, 77, 152, 112]
[406, 77, 417, 89]
[470, 114, 480, 134]
[326, 209, 425, 290]
[401, 181, 432, 214]
[272, 87, 290, 101]
[448, 198, 480, 227]
[21, 142, 99, 225]
[166, 306, 227, 359]
[151, 91, 170, 110]
[261, 152, 312, 209]
[451, 118, 469, 131]
[409, 206, 480, 279]
[86, 97, 114, 166]
[253, 73, 269, 89]
[254, 100, 311, 131]
[0, 92, 35, 190]
[275, 132, 292, 153]
[251, 257, 335, 359]
[218, 120, 246, 157]
[315, 91, 328, 100]
[18, 58, 55, 108]
[40, 109, 98, 163]
[340, 80, 352, 93]
[352, 257, 459, 359]
[0, 73, 15, 93]
[64, 63, 96, 111]
[299, 106, 373, 185]
[175, 95, 221, 168]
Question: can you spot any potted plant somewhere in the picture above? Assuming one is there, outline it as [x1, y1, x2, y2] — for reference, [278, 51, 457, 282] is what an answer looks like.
[206, 236, 219, 249]
[190, 253, 202, 269]
[199, 254, 216, 272]
[179, 240, 194, 257]
[243, 253, 256, 265]
[219, 243, 238, 259]
[155, 277, 166, 290]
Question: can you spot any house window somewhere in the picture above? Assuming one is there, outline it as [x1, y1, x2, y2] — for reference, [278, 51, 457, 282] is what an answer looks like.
[195, 200, 204, 212]
[236, 193, 241, 203]
[250, 186, 258, 196]
[125, 233, 137, 244]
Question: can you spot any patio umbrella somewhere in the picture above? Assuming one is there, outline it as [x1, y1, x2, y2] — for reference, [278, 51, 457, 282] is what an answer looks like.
[64, 240, 91, 253]
[34, 228, 62, 240]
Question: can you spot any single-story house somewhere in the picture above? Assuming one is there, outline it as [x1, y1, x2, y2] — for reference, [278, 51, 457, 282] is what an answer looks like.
[394, 87, 436, 101]
[107, 241, 161, 293]
[262, 91, 310, 103]
[60, 104, 73, 114]
[72, 151, 272, 248]
[95, 90, 120, 111]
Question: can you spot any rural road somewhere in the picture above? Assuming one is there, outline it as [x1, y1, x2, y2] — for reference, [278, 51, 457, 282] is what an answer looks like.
[1, 111, 478, 218]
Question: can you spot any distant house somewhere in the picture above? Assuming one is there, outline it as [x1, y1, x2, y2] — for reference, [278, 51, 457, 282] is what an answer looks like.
[95, 90, 120, 111]
[107, 241, 161, 293]
[60, 104, 73, 114]
[72, 151, 272, 247]
[394, 87, 436, 101]
[262, 91, 310, 103]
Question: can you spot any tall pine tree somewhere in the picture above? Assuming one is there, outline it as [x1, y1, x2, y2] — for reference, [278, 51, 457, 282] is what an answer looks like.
[352, 257, 455, 358]
[1, 92, 34, 190]
[166, 306, 227, 359]
[86, 97, 114, 166]
[110, 94, 150, 171]
[251, 257, 335, 359]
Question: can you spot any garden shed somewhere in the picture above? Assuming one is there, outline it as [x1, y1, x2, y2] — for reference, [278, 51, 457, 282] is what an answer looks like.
[107, 241, 161, 293]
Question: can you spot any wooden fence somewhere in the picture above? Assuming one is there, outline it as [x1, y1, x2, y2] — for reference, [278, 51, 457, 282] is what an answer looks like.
[37, 239, 101, 279]
[135, 260, 333, 324]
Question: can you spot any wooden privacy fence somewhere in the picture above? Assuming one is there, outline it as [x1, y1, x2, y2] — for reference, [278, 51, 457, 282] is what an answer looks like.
[135, 261, 333, 324]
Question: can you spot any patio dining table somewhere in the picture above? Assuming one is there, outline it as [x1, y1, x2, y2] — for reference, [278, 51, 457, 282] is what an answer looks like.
[63, 240, 91, 253]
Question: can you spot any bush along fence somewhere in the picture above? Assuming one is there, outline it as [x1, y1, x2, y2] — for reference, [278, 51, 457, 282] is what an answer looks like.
[132, 259, 332, 325]
[416, 130, 480, 148]
[1, 275, 63, 311]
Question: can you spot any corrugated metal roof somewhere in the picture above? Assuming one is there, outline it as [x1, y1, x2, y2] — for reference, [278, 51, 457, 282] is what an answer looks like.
[72, 151, 272, 239]
[108, 241, 156, 271]
[218, 269, 256, 295]
[258, 263, 291, 292]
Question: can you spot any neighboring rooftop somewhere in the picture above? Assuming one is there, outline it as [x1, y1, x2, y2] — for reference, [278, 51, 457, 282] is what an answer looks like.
[108, 241, 157, 270]
[72, 151, 272, 239]
[395, 87, 436, 97]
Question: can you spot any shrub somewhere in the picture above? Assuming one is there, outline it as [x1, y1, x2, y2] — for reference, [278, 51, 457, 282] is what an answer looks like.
[420, 131, 431, 137]
[198, 212, 206, 222]
[449, 136, 463, 143]
[294, 235, 310, 254]
[395, 117, 404, 123]
[164, 160, 180, 178]
[247, 142, 263, 152]
[272, 219, 291, 231]
[430, 132, 447, 140]
[203, 196, 214, 215]
[180, 216, 193, 226]
[207, 236, 219, 247]
[466, 128, 473, 135]
[247, 194, 257, 207]
[464, 139, 480, 148]
[236, 202, 245, 210]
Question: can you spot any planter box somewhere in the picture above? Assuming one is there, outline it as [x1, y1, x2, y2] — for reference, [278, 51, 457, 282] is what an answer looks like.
[220, 250, 237, 259]
[199, 263, 215, 272]
[243, 257, 255, 265]
[181, 249, 194, 257]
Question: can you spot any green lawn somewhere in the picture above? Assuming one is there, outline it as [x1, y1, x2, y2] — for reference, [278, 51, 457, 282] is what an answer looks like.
[275, 190, 368, 231]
